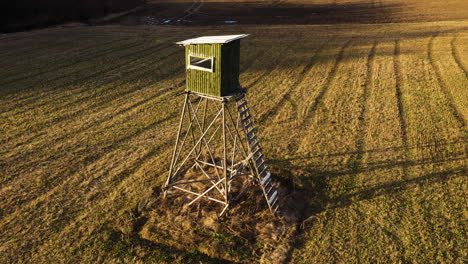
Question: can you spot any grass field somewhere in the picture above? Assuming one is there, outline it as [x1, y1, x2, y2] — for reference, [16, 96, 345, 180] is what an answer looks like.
[1, 0, 467, 263]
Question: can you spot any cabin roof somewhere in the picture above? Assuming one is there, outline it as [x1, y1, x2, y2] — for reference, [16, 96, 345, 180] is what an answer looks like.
[176, 34, 249, 46]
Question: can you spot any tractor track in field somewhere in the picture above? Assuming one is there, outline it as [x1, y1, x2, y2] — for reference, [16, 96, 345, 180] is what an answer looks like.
[428, 35, 466, 128]
[0, 81, 183, 192]
[1, 41, 175, 114]
[451, 35, 468, 79]
[0, 42, 177, 117]
[2, 41, 265, 146]
[352, 41, 377, 170]
[354, 208, 409, 263]
[244, 41, 298, 90]
[0, 39, 150, 88]
[2, 49, 264, 182]
[300, 39, 353, 129]
[393, 39, 410, 180]
[257, 37, 333, 124]
[2, 65, 183, 159]
[0, 110, 178, 218]
[1, 50, 181, 147]
[0, 37, 132, 79]
[0, 126, 177, 253]
[3, 46, 179, 121]
[0, 30, 128, 62]
[2, 41, 264, 150]
[29, 143, 176, 260]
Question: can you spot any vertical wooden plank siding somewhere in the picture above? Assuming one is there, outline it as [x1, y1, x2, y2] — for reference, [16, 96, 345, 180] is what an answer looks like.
[185, 41, 242, 97]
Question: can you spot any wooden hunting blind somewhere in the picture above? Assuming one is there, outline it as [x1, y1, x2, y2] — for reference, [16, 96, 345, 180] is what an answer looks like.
[176, 34, 248, 97]
[164, 35, 280, 217]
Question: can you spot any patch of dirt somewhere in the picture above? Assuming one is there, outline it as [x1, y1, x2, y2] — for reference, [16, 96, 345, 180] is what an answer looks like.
[121, 172, 303, 263]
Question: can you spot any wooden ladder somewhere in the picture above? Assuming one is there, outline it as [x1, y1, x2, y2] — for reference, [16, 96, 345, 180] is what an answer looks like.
[236, 93, 280, 215]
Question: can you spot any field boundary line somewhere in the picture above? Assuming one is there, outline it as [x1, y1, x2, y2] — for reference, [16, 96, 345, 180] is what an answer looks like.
[428, 35, 466, 128]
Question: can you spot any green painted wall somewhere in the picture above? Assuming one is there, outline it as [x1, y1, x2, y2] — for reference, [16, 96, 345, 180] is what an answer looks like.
[185, 40, 241, 97]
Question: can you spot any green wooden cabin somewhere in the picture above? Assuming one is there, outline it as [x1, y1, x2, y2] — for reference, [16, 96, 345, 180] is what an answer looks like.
[177, 34, 249, 97]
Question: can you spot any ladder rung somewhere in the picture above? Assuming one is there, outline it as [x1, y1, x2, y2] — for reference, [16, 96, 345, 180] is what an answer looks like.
[255, 154, 264, 163]
[268, 191, 278, 204]
[258, 166, 268, 177]
[261, 172, 271, 185]
[238, 101, 247, 109]
[272, 203, 280, 214]
[266, 185, 275, 196]
[240, 108, 249, 117]
[250, 142, 260, 151]
[242, 114, 251, 123]
[253, 148, 262, 157]
[257, 160, 266, 170]
[244, 121, 253, 130]
[270, 197, 279, 208]
[247, 128, 256, 138]
[248, 135, 257, 144]
[264, 177, 272, 189]
[236, 93, 245, 101]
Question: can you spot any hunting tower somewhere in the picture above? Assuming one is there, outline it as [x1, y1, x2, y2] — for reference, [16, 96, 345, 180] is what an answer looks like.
[163, 35, 280, 216]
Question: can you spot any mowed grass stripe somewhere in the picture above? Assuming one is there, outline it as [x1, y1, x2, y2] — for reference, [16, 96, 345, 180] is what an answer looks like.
[1, 69, 183, 175]
[1, 70, 184, 171]
[1, 36, 265, 146]
[451, 34, 468, 78]
[431, 34, 468, 125]
[0, 40, 263, 162]
[0, 38, 153, 88]
[0, 79, 184, 207]
[0, 39, 175, 113]
[257, 36, 333, 124]
[0, 37, 134, 80]
[248, 38, 333, 123]
[0, 95, 180, 259]
[428, 35, 466, 127]
[0, 30, 135, 69]
[393, 39, 411, 181]
[0, 46, 180, 140]
[261, 38, 347, 156]
[304, 41, 371, 200]
[398, 36, 467, 179]
[390, 37, 467, 262]
[0, 27, 98, 56]
[0, 86, 181, 219]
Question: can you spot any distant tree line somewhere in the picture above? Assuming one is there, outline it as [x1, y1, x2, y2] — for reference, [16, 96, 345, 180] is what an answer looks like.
[0, 0, 143, 32]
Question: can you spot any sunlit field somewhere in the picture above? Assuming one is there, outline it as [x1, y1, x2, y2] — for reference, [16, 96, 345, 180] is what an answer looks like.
[1, 0, 467, 263]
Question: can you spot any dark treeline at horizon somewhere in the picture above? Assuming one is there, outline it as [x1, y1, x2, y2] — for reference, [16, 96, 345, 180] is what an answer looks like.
[0, 0, 142, 32]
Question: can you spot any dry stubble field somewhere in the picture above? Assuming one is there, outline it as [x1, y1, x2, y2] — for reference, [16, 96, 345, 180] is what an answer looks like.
[0, 0, 467, 263]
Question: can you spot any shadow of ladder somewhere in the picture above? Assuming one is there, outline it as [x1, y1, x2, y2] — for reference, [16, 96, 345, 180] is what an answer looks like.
[236, 93, 280, 215]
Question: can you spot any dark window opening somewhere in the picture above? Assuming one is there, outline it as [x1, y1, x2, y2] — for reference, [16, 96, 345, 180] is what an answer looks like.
[189, 55, 213, 72]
